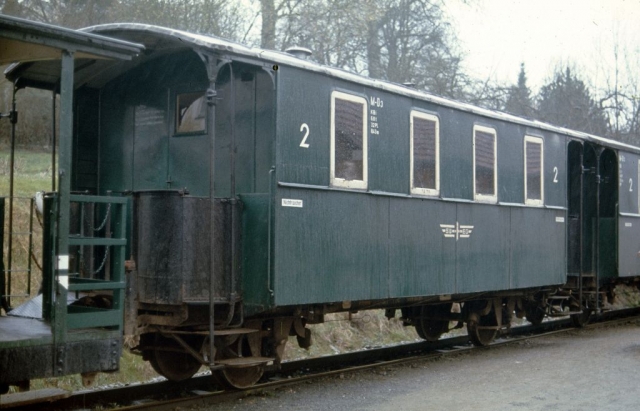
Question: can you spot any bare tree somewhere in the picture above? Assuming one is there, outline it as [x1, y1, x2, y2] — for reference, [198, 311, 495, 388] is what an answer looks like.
[268, 0, 468, 98]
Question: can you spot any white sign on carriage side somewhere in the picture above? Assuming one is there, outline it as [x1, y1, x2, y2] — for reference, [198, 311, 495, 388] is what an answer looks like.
[282, 198, 303, 208]
[440, 222, 474, 241]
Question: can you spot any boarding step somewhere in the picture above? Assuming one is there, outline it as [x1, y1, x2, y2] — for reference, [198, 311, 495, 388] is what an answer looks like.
[162, 328, 259, 336]
[215, 356, 274, 369]
[548, 311, 583, 317]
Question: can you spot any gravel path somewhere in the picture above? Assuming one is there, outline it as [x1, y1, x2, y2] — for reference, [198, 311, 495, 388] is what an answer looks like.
[200, 321, 640, 411]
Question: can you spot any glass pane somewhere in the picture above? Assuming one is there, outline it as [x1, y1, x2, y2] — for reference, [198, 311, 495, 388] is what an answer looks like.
[526, 141, 542, 200]
[475, 130, 495, 195]
[176, 92, 206, 134]
[334, 98, 364, 181]
[413, 117, 437, 189]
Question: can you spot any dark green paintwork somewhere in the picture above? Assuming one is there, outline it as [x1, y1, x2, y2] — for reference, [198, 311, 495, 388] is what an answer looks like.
[455, 203, 510, 293]
[619, 153, 639, 214]
[388, 198, 456, 297]
[72, 42, 632, 312]
[618, 216, 640, 277]
[274, 188, 388, 305]
[616, 151, 638, 278]
[239, 193, 272, 314]
[269, 65, 570, 306]
[92, 51, 209, 195]
[543, 133, 567, 207]
[509, 207, 566, 288]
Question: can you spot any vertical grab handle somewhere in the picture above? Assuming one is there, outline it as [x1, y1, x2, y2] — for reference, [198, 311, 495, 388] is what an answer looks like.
[267, 167, 275, 297]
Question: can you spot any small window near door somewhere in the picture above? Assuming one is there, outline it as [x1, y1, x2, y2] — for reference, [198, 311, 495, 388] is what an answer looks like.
[473, 125, 497, 202]
[331, 91, 368, 189]
[525, 136, 544, 206]
[410, 111, 439, 196]
[176, 91, 206, 134]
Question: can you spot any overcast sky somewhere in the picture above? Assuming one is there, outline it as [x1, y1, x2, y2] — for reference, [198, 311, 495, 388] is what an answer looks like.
[444, 0, 640, 91]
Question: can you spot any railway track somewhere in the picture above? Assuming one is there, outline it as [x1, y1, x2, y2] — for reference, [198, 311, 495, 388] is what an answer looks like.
[3, 307, 639, 411]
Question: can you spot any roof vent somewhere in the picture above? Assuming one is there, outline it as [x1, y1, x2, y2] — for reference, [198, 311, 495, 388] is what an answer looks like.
[285, 46, 312, 60]
[403, 82, 416, 89]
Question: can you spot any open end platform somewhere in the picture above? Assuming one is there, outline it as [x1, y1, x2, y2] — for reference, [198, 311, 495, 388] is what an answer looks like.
[0, 316, 51, 343]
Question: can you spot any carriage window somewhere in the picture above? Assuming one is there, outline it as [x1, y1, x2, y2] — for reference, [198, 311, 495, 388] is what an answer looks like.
[473, 125, 497, 202]
[331, 91, 368, 189]
[176, 91, 206, 134]
[525, 136, 544, 205]
[411, 111, 439, 196]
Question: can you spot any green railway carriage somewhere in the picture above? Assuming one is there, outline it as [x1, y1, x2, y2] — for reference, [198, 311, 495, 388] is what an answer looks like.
[3, 19, 640, 392]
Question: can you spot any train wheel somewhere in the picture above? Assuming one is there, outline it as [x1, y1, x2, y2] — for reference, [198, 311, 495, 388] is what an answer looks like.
[148, 334, 203, 382]
[415, 303, 452, 342]
[467, 309, 499, 347]
[214, 363, 265, 390]
[571, 309, 591, 328]
[524, 303, 545, 326]
[212, 337, 265, 389]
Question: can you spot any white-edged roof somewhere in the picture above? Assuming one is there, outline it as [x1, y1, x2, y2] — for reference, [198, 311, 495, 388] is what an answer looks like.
[0, 15, 143, 64]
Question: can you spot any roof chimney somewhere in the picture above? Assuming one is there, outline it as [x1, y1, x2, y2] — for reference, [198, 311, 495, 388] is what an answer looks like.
[285, 46, 312, 60]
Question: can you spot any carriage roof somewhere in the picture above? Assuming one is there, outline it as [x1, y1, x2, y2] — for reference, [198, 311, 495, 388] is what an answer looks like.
[7, 21, 638, 155]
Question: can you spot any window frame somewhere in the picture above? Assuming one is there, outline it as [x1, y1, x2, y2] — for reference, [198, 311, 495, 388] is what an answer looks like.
[410, 110, 440, 196]
[524, 135, 544, 206]
[174, 89, 207, 137]
[472, 125, 498, 203]
[330, 91, 368, 189]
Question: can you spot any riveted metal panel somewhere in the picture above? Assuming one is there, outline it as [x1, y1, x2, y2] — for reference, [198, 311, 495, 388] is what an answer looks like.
[510, 207, 566, 288]
[0, 336, 121, 384]
[618, 152, 639, 214]
[274, 187, 387, 305]
[455, 203, 510, 293]
[388, 198, 456, 297]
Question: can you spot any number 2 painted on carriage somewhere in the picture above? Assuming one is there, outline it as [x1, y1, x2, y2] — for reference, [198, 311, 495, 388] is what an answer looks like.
[300, 123, 310, 148]
[553, 167, 558, 183]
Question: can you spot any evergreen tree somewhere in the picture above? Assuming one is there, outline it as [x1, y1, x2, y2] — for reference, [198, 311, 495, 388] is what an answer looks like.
[505, 63, 533, 118]
[537, 67, 609, 136]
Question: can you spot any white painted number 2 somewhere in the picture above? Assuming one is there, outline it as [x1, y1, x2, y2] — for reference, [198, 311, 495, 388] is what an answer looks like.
[553, 167, 558, 183]
[630, 178, 633, 192]
[299, 123, 310, 148]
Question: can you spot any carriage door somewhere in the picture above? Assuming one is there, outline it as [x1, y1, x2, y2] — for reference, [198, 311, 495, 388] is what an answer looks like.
[567, 141, 583, 276]
[597, 149, 618, 281]
[568, 141, 617, 294]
